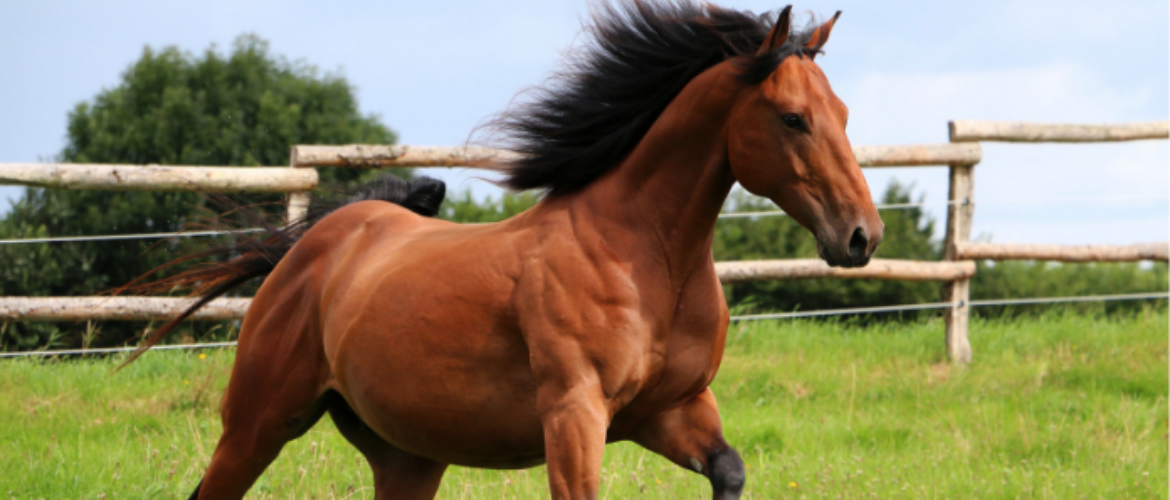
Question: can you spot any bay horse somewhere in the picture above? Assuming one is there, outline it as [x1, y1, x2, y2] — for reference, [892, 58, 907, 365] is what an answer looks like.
[125, 2, 883, 498]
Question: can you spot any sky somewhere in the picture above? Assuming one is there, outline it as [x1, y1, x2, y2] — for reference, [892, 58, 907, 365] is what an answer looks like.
[1, 0, 1167, 245]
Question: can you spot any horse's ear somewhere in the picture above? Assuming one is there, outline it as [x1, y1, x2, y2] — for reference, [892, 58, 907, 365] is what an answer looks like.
[804, 11, 842, 57]
[756, 6, 793, 56]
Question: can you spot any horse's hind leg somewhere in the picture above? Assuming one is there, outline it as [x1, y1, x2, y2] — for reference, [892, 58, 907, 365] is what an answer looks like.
[329, 397, 448, 499]
[191, 317, 334, 499]
[633, 388, 745, 500]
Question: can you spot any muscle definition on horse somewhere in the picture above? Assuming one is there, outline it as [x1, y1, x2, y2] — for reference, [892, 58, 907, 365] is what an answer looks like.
[123, 2, 882, 498]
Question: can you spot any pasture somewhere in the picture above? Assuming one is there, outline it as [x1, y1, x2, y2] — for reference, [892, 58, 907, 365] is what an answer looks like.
[2, 308, 1165, 499]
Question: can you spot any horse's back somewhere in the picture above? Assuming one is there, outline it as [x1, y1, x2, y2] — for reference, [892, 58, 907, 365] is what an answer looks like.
[244, 200, 444, 334]
[235, 200, 440, 351]
[271, 199, 520, 351]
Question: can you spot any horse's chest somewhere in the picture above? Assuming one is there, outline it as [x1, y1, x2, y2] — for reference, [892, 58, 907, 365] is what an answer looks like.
[608, 279, 727, 429]
[660, 296, 727, 383]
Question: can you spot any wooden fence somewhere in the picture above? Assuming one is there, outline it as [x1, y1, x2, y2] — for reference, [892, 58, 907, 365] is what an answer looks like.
[938, 120, 1169, 362]
[1, 121, 1167, 362]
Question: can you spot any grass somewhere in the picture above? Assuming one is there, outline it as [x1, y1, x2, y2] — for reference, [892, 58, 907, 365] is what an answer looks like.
[1, 308, 1166, 499]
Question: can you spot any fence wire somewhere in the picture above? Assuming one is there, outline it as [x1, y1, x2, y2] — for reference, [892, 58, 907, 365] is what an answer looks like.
[0, 228, 263, 245]
[718, 194, 1167, 220]
[0, 195, 1163, 244]
[728, 291, 1168, 321]
[0, 341, 238, 358]
[2, 291, 1164, 358]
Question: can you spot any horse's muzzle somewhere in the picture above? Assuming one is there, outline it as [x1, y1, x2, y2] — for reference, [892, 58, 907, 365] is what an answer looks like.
[817, 225, 880, 268]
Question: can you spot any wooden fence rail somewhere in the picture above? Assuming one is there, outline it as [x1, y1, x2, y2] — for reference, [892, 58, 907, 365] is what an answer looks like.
[290, 145, 519, 169]
[955, 242, 1169, 263]
[0, 297, 251, 322]
[0, 164, 318, 192]
[289, 143, 983, 169]
[715, 259, 975, 283]
[950, 120, 1170, 143]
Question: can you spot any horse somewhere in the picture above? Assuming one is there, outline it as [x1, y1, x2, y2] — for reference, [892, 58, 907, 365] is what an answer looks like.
[124, 2, 882, 498]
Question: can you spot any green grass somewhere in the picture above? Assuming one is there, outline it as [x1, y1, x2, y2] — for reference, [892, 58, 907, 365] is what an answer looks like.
[2, 308, 1166, 499]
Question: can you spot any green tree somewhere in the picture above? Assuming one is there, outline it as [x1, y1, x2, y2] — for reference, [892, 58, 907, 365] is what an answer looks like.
[0, 34, 397, 351]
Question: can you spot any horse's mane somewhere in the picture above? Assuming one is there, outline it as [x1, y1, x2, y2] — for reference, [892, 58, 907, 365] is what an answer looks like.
[493, 0, 820, 196]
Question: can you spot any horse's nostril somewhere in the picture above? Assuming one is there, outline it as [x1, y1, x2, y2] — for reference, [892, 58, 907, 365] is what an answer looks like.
[848, 227, 868, 260]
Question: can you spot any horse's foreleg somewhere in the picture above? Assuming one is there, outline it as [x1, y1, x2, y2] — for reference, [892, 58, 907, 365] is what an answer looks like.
[329, 396, 447, 500]
[632, 388, 745, 500]
[539, 384, 609, 500]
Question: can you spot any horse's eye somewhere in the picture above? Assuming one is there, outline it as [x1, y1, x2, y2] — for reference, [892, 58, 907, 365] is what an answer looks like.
[781, 113, 807, 131]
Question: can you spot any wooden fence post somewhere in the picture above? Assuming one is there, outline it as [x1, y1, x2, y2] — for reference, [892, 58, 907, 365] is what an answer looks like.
[941, 164, 974, 363]
[286, 147, 312, 224]
[942, 133, 977, 363]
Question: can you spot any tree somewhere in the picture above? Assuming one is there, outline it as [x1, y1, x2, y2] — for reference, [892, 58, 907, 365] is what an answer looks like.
[0, 34, 397, 351]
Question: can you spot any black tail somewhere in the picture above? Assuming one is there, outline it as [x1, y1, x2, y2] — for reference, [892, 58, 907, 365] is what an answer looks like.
[114, 175, 446, 370]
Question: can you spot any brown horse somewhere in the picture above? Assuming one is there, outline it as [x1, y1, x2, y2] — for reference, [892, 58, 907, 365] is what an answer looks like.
[126, 2, 882, 498]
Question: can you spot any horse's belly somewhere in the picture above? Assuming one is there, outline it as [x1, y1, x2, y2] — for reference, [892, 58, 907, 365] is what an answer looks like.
[330, 320, 548, 467]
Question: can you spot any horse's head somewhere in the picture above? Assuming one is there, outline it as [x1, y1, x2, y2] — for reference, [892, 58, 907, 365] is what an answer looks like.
[727, 7, 882, 268]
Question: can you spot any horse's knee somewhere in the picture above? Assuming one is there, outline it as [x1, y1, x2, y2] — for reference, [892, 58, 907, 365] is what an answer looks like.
[707, 445, 745, 500]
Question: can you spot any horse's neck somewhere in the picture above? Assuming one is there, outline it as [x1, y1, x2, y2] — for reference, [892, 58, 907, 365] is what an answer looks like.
[571, 64, 740, 287]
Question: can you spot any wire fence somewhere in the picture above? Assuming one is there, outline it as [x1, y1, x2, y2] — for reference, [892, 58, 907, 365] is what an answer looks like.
[0, 195, 1163, 245]
[0, 341, 238, 358]
[2, 291, 1164, 358]
[717, 194, 1168, 220]
[0, 228, 264, 245]
[728, 291, 1168, 321]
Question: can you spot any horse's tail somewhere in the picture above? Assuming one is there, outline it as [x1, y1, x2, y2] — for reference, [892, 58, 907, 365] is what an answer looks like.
[113, 175, 446, 371]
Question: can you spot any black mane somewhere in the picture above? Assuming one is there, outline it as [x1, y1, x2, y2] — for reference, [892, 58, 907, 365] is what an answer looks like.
[494, 0, 820, 196]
